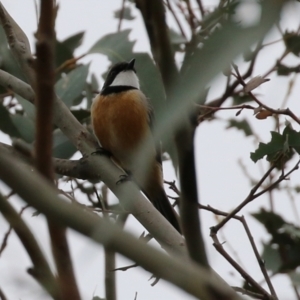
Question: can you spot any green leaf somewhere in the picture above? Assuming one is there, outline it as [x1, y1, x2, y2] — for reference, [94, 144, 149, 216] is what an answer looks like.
[254, 209, 300, 273]
[250, 125, 298, 163]
[55, 64, 89, 107]
[261, 243, 281, 273]
[0, 27, 27, 82]
[169, 28, 187, 45]
[71, 109, 90, 123]
[284, 31, 300, 57]
[114, 6, 135, 20]
[232, 93, 253, 105]
[227, 119, 253, 136]
[53, 129, 77, 159]
[88, 29, 135, 63]
[10, 114, 35, 143]
[277, 62, 300, 76]
[134, 53, 165, 115]
[16, 94, 35, 120]
[61, 31, 85, 53]
[55, 40, 74, 69]
[0, 103, 21, 138]
[252, 209, 286, 235]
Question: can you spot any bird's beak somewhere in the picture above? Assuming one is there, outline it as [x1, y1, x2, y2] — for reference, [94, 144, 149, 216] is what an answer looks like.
[127, 58, 135, 70]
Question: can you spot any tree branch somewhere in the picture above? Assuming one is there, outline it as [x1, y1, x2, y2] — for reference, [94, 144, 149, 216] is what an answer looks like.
[137, 0, 209, 268]
[0, 193, 60, 299]
[35, 1, 81, 299]
[0, 149, 242, 300]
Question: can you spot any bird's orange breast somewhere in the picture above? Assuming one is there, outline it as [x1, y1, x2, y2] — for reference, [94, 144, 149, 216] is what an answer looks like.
[91, 90, 150, 159]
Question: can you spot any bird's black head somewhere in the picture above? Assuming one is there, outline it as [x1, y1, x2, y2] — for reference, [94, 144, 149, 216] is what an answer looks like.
[101, 59, 138, 91]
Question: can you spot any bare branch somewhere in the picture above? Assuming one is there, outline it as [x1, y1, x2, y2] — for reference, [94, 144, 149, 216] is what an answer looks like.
[0, 69, 35, 102]
[0, 193, 60, 299]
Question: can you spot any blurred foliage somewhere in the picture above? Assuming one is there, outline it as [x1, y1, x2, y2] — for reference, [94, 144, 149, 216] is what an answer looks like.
[253, 209, 300, 273]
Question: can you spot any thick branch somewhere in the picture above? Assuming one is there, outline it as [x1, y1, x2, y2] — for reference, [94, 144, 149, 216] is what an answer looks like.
[0, 149, 242, 300]
[175, 120, 209, 267]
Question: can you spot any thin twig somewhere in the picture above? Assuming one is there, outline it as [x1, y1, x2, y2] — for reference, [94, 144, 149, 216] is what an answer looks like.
[232, 286, 265, 299]
[212, 162, 277, 232]
[165, 0, 187, 39]
[210, 233, 274, 300]
[241, 216, 278, 299]
[117, 0, 126, 32]
[233, 66, 300, 125]
[0, 204, 28, 256]
[200, 202, 277, 297]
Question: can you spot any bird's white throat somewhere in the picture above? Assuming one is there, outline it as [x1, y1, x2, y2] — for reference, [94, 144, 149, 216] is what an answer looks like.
[110, 70, 140, 89]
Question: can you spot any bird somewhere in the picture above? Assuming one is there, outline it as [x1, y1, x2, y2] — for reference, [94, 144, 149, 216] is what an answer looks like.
[91, 58, 181, 233]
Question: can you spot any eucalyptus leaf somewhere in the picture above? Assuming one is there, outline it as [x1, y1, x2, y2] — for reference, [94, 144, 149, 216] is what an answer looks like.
[10, 114, 35, 143]
[88, 29, 135, 63]
[16, 94, 35, 120]
[53, 129, 77, 159]
[55, 64, 90, 107]
[62, 31, 85, 53]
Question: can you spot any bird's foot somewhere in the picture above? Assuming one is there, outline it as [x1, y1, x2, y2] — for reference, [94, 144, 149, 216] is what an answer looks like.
[116, 173, 132, 185]
[91, 146, 111, 156]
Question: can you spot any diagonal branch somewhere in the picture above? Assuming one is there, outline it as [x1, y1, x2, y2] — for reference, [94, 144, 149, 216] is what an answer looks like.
[0, 193, 60, 299]
[0, 149, 242, 300]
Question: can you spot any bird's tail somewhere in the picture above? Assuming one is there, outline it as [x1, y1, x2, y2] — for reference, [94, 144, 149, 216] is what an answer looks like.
[144, 187, 181, 233]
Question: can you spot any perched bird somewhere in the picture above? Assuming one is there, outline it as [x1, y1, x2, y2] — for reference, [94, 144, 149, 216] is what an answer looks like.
[91, 58, 181, 233]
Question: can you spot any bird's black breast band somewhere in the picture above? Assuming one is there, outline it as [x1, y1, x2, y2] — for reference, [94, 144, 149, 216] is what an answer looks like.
[101, 86, 138, 96]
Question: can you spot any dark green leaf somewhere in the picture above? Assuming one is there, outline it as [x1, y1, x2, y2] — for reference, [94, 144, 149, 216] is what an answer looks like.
[88, 29, 135, 63]
[55, 64, 89, 107]
[261, 243, 281, 273]
[250, 125, 298, 163]
[252, 209, 286, 235]
[61, 31, 85, 53]
[134, 53, 165, 115]
[16, 94, 35, 120]
[0, 103, 21, 138]
[284, 31, 300, 57]
[227, 119, 253, 136]
[71, 109, 90, 123]
[53, 129, 77, 159]
[277, 62, 300, 76]
[10, 114, 35, 143]
[114, 6, 135, 20]
[169, 28, 187, 45]
[0, 27, 27, 82]
[55, 40, 74, 69]
[232, 93, 253, 105]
